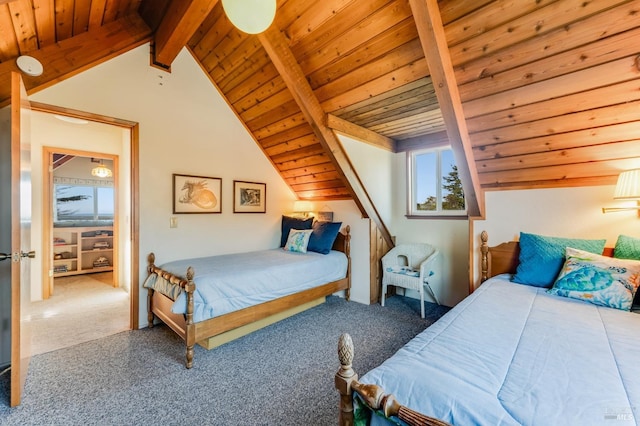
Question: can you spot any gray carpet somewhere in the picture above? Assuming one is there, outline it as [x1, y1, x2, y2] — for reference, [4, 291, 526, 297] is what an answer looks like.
[0, 295, 449, 425]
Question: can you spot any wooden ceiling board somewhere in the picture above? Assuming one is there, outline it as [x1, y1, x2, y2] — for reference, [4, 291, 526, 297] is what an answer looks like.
[289, 0, 393, 59]
[333, 78, 432, 119]
[294, 0, 413, 77]
[474, 121, 640, 161]
[32, 0, 55, 47]
[471, 101, 640, 148]
[458, 22, 640, 104]
[479, 159, 637, 188]
[0, 5, 19, 61]
[477, 140, 640, 173]
[263, 134, 319, 157]
[321, 58, 430, 113]
[455, 1, 640, 87]
[466, 79, 640, 134]
[462, 56, 639, 119]
[9, 0, 39, 53]
[306, 18, 419, 90]
[0, 0, 637, 206]
[313, 37, 425, 103]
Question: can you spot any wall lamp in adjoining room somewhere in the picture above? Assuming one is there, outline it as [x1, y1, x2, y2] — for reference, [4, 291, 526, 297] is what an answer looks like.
[602, 168, 640, 216]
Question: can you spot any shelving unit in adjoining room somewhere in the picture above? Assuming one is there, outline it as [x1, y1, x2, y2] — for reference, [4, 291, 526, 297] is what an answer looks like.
[52, 226, 115, 282]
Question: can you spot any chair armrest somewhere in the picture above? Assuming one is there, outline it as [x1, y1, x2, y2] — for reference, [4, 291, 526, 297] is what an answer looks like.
[419, 250, 439, 280]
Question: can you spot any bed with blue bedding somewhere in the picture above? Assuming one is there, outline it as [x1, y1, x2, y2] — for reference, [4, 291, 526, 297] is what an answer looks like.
[145, 224, 350, 368]
[336, 230, 640, 426]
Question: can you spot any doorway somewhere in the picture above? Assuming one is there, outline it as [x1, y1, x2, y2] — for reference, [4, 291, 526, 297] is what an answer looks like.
[29, 103, 140, 351]
[35, 151, 127, 354]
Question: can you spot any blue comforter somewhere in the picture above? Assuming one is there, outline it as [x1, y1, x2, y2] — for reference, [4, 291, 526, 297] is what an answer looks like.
[144, 248, 348, 323]
[361, 275, 640, 426]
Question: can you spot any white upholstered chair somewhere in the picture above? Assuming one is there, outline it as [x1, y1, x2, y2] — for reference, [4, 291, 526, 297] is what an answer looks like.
[381, 243, 441, 318]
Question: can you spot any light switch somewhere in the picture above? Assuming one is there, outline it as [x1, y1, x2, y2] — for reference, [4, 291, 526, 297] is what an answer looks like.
[170, 217, 178, 228]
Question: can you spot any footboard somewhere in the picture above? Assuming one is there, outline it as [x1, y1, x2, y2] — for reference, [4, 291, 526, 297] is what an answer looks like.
[146, 252, 197, 368]
[335, 333, 450, 426]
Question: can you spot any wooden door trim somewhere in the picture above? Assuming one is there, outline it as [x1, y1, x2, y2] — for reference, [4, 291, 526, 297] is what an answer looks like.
[34, 102, 140, 330]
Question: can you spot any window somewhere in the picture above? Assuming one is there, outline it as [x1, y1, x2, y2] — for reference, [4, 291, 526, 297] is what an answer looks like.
[54, 182, 114, 221]
[408, 146, 466, 217]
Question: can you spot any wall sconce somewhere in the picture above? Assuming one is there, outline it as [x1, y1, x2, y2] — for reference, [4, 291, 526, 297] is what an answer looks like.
[221, 0, 276, 34]
[293, 200, 313, 218]
[91, 159, 112, 178]
[602, 168, 640, 216]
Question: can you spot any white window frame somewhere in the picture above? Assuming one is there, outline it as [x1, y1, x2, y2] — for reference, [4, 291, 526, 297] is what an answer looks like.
[407, 146, 467, 217]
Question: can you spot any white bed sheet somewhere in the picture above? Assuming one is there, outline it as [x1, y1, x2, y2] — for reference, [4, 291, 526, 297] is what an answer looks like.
[361, 275, 640, 426]
[144, 248, 348, 323]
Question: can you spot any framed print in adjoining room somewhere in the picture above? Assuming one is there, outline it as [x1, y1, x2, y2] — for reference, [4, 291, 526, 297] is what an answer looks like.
[233, 180, 266, 213]
[173, 174, 222, 214]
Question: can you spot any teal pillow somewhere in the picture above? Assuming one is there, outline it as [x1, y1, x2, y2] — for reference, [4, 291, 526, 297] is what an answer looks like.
[548, 247, 640, 311]
[614, 234, 640, 260]
[614, 235, 640, 307]
[307, 221, 342, 254]
[512, 232, 606, 288]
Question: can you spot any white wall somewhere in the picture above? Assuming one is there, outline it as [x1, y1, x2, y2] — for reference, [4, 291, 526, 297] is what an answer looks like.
[338, 135, 394, 225]
[29, 43, 371, 326]
[472, 186, 640, 287]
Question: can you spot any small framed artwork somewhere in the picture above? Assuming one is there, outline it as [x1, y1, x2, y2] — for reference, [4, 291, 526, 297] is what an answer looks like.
[233, 180, 266, 213]
[173, 174, 222, 214]
[316, 211, 334, 222]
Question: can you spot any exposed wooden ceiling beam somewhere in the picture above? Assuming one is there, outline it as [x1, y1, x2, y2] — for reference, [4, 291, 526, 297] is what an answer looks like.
[152, 0, 218, 70]
[0, 14, 152, 108]
[259, 26, 395, 248]
[408, 0, 484, 218]
[326, 114, 397, 152]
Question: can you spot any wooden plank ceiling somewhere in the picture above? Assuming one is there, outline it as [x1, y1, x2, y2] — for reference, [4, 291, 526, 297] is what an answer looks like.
[0, 0, 639, 209]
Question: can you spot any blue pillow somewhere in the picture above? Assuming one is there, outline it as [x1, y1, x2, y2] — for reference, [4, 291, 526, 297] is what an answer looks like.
[307, 221, 342, 254]
[512, 232, 606, 288]
[280, 216, 313, 247]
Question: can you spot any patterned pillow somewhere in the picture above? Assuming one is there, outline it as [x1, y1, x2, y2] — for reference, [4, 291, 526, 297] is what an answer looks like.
[548, 247, 640, 311]
[512, 232, 606, 288]
[283, 229, 313, 253]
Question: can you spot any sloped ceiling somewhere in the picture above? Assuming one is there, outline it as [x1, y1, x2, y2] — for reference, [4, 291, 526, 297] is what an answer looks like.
[1, 0, 639, 223]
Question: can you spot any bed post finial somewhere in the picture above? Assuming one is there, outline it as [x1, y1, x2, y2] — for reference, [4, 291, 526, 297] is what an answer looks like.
[481, 231, 489, 283]
[336, 333, 357, 426]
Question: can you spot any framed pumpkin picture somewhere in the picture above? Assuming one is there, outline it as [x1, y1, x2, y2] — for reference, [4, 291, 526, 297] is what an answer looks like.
[173, 174, 222, 214]
[233, 180, 266, 213]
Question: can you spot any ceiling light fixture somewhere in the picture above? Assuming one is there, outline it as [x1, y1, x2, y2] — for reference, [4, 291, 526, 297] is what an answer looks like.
[221, 0, 276, 34]
[91, 160, 113, 179]
[16, 55, 43, 77]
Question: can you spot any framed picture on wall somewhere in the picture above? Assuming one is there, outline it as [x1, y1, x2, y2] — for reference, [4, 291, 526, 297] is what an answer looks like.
[233, 180, 266, 213]
[173, 174, 222, 214]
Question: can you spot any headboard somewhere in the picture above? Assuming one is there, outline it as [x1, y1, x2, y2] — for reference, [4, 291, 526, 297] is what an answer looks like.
[480, 230, 615, 283]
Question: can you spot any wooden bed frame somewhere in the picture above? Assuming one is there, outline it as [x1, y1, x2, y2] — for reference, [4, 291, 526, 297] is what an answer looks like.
[335, 230, 615, 426]
[147, 226, 351, 369]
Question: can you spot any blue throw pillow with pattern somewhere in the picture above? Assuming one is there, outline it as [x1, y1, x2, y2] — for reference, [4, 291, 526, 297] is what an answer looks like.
[548, 247, 640, 311]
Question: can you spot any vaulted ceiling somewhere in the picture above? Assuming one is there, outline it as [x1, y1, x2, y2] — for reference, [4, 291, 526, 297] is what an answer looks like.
[1, 0, 639, 229]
